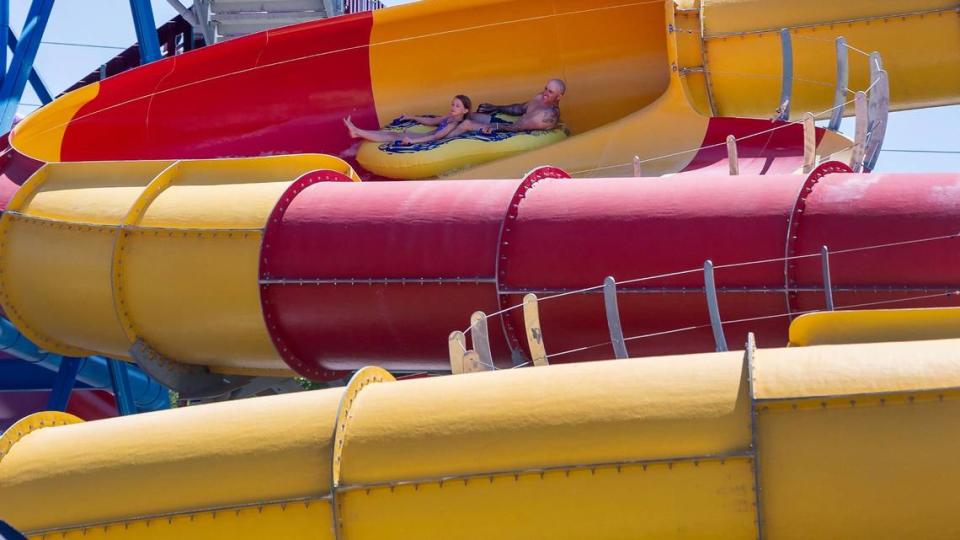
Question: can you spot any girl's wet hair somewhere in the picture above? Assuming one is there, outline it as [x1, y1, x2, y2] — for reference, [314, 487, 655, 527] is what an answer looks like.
[454, 94, 472, 114]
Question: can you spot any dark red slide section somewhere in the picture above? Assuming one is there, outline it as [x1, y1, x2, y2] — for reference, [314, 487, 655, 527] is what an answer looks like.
[260, 165, 960, 378]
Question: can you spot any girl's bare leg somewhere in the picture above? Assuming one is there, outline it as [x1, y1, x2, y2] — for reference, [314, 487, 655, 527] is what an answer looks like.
[343, 116, 404, 143]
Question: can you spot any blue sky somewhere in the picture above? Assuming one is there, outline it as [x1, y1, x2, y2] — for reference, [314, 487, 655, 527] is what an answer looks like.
[9, 0, 958, 173]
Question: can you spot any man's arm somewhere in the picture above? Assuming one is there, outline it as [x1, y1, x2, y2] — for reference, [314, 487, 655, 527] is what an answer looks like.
[483, 108, 559, 133]
[476, 102, 527, 115]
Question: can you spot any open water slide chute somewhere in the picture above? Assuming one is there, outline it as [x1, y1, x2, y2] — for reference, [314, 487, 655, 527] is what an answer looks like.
[3, 336, 960, 538]
[5, 0, 958, 181]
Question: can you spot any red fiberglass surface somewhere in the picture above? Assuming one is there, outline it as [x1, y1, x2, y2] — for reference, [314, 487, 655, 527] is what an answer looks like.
[59, 13, 377, 163]
[260, 166, 960, 377]
[679, 117, 826, 175]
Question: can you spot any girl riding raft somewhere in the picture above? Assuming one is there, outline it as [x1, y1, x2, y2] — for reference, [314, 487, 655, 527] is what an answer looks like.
[344, 95, 473, 146]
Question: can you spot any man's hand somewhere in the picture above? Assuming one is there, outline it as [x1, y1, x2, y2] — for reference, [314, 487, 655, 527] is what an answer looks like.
[480, 125, 495, 134]
[477, 103, 497, 114]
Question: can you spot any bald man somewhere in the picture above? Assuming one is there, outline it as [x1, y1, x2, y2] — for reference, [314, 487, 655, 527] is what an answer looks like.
[461, 79, 566, 135]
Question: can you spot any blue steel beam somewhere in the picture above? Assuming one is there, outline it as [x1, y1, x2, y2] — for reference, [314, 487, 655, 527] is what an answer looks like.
[107, 359, 137, 416]
[0, 0, 8, 88]
[128, 0, 162, 65]
[0, 317, 169, 412]
[45, 356, 80, 411]
[0, 0, 54, 132]
[6, 29, 52, 104]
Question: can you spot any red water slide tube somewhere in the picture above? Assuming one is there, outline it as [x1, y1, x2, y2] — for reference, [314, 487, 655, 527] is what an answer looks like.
[260, 163, 960, 378]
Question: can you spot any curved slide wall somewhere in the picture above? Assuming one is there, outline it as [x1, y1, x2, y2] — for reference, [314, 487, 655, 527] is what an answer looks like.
[3, 164, 960, 379]
[5, 0, 957, 180]
[4, 337, 960, 538]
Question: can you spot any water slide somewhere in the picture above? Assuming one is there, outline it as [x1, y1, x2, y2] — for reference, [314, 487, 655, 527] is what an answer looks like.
[0, 0, 957, 387]
[2, 1, 960, 536]
[3, 330, 960, 538]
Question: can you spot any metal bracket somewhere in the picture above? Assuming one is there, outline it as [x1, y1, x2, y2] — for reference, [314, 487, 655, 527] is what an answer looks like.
[469, 311, 494, 372]
[821, 245, 835, 311]
[776, 28, 793, 121]
[726, 135, 739, 176]
[828, 37, 849, 131]
[850, 91, 869, 171]
[863, 52, 889, 172]
[603, 277, 629, 359]
[802, 112, 817, 174]
[130, 338, 252, 400]
[522, 294, 548, 366]
[703, 260, 729, 352]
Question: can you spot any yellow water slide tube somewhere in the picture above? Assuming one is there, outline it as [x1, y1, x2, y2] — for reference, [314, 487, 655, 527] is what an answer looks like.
[3, 332, 960, 538]
[0, 154, 359, 383]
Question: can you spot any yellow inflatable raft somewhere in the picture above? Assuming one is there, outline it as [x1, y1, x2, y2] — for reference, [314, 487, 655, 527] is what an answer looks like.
[357, 115, 568, 179]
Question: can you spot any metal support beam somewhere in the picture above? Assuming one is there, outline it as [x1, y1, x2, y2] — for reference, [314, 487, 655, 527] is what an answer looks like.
[107, 359, 137, 416]
[828, 37, 848, 131]
[45, 356, 80, 411]
[128, 0, 162, 64]
[776, 28, 793, 121]
[633, 155, 642, 177]
[704, 260, 729, 352]
[0, 0, 8, 88]
[820, 245, 835, 311]
[603, 277, 629, 359]
[0, 0, 54, 132]
[0, 317, 168, 411]
[6, 29, 52, 104]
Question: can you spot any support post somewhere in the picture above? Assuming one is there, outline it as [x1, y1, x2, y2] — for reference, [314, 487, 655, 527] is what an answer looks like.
[776, 28, 793, 121]
[46, 356, 80, 411]
[6, 29, 52, 104]
[802, 112, 817, 174]
[820, 245, 835, 311]
[633, 156, 642, 177]
[448, 331, 466, 374]
[0, 0, 55, 133]
[0, 0, 7, 88]
[469, 311, 494, 371]
[850, 91, 868, 172]
[828, 37, 848, 131]
[522, 294, 548, 366]
[704, 260, 729, 352]
[603, 277, 629, 359]
[726, 135, 739, 175]
[129, 0, 162, 64]
[107, 359, 137, 416]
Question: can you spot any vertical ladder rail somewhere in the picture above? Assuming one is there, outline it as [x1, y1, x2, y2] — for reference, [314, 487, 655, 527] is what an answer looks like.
[603, 277, 629, 359]
[704, 260, 729, 352]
